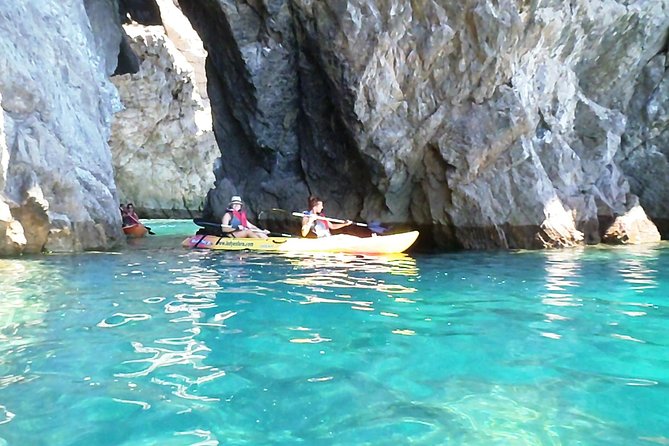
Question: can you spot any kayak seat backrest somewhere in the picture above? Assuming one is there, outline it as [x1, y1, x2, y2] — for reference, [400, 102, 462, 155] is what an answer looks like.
[193, 218, 228, 237]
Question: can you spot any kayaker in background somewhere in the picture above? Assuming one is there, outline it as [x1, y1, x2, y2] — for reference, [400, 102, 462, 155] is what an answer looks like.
[120, 204, 134, 226]
[122, 203, 156, 235]
[222, 195, 269, 238]
[301, 195, 352, 237]
[125, 203, 141, 224]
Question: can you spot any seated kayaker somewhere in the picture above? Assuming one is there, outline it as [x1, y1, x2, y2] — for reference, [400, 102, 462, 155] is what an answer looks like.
[125, 203, 142, 224]
[222, 195, 269, 238]
[120, 204, 131, 226]
[301, 195, 352, 237]
[122, 203, 155, 234]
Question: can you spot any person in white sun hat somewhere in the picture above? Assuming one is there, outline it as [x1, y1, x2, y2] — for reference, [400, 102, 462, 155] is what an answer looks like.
[221, 195, 269, 239]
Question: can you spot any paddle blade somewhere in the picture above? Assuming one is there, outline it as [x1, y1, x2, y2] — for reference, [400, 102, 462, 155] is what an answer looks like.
[367, 221, 387, 234]
[193, 218, 220, 228]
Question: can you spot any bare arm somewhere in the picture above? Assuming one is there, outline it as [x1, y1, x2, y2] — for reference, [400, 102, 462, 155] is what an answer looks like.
[221, 213, 235, 232]
[301, 215, 314, 237]
[247, 221, 267, 232]
[329, 220, 352, 230]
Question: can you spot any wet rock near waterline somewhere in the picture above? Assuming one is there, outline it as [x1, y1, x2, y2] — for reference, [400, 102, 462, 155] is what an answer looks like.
[602, 204, 661, 245]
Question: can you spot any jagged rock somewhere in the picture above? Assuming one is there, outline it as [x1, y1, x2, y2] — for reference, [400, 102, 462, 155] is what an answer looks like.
[9, 188, 50, 253]
[0, 1, 124, 255]
[179, 0, 311, 220]
[156, 0, 209, 105]
[180, 0, 666, 249]
[619, 53, 669, 238]
[0, 219, 26, 256]
[1, 0, 668, 252]
[109, 23, 216, 217]
[602, 202, 661, 245]
[84, 0, 123, 76]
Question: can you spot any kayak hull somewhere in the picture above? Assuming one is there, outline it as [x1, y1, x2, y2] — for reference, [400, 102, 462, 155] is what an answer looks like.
[123, 224, 148, 238]
[182, 231, 419, 254]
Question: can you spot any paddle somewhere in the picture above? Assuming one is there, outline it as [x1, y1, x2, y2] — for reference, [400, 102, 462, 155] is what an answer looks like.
[267, 208, 387, 234]
[193, 219, 292, 238]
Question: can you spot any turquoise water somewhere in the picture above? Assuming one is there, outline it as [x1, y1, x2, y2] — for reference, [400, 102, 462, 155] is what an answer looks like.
[1, 220, 668, 445]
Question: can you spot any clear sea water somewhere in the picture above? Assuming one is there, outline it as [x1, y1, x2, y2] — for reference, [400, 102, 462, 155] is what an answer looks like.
[1, 219, 668, 445]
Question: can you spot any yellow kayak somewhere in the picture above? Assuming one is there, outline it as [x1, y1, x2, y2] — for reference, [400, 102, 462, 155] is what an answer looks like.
[182, 231, 419, 254]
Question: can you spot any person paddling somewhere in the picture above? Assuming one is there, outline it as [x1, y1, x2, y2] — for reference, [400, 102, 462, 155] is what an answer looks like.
[222, 196, 269, 239]
[120, 204, 134, 227]
[301, 196, 352, 238]
[125, 203, 141, 224]
[123, 203, 155, 235]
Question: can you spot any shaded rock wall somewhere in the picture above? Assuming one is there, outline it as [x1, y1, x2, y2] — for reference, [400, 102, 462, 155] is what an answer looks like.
[620, 51, 669, 237]
[180, 0, 667, 248]
[0, 1, 124, 255]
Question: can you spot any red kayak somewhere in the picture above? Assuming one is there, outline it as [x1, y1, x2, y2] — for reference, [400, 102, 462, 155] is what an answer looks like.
[123, 224, 148, 238]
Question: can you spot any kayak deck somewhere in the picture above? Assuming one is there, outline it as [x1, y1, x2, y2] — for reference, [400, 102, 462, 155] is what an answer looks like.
[182, 231, 419, 254]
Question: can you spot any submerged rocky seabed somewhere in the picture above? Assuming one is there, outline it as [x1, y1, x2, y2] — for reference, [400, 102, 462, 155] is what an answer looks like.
[2, 1, 669, 255]
[0, 231, 668, 444]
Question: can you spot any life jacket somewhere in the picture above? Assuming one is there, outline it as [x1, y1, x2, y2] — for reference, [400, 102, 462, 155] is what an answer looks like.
[305, 211, 330, 237]
[226, 208, 249, 228]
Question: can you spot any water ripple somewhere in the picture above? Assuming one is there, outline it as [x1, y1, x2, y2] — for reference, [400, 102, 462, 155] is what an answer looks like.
[152, 376, 220, 402]
[611, 333, 645, 343]
[290, 333, 332, 344]
[115, 340, 211, 378]
[112, 398, 151, 410]
[97, 313, 151, 328]
[143, 296, 166, 304]
[299, 294, 374, 308]
[0, 405, 15, 425]
[174, 429, 218, 446]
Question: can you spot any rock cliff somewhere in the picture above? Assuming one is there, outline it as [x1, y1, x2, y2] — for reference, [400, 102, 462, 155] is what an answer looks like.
[0, 0, 216, 254]
[0, 1, 123, 255]
[181, 0, 667, 248]
[2, 0, 668, 253]
[109, 22, 216, 217]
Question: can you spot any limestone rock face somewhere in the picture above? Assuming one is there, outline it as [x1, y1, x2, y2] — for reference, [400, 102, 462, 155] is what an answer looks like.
[620, 53, 669, 238]
[602, 202, 661, 245]
[109, 23, 216, 217]
[2, 0, 667, 253]
[0, 1, 124, 255]
[180, 0, 667, 248]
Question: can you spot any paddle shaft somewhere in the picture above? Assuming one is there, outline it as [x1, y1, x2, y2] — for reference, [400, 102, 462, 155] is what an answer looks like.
[125, 213, 155, 234]
[194, 220, 292, 237]
[221, 224, 268, 234]
[224, 225, 293, 238]
[291, 212, 367, 227]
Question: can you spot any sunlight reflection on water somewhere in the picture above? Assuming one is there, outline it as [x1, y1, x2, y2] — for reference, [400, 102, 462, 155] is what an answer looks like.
[96, 252, 423, 404]
[281, 253, 418, 299]
[1, 244, 669, 445]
